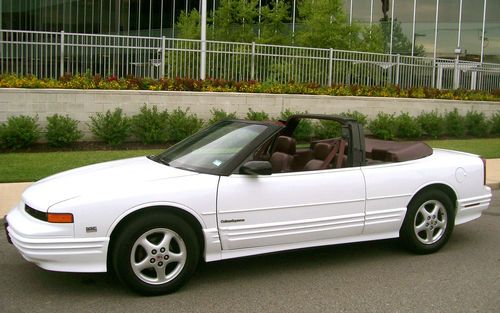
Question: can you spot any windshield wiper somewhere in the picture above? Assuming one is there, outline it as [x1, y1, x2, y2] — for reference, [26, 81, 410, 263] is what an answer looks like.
[156, 156, 171, 166]
[146, 154, 169, 165]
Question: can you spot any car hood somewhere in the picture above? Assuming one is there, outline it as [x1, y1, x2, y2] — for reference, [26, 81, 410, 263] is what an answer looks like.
[22, 157, 198, 211]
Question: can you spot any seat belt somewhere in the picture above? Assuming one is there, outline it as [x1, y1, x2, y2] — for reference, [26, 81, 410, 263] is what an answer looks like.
[335, 139, 346, 168]
[320, 140, 340, 170]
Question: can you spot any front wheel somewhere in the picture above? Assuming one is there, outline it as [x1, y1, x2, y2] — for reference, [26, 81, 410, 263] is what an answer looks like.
[400, 190, 455, 254]
[112, 212, 200, 295]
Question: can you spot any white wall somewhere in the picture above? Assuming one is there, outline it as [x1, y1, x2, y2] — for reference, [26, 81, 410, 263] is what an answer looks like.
[1, 88, 499, 139]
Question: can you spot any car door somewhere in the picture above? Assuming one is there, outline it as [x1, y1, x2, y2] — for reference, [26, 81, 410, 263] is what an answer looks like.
[217, 167, 366, 250]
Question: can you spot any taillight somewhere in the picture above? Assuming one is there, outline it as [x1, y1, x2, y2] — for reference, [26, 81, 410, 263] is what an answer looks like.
[480, 157, 487, 186]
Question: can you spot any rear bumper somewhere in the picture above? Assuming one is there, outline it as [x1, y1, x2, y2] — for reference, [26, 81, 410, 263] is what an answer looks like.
[455, 187, 492, 225]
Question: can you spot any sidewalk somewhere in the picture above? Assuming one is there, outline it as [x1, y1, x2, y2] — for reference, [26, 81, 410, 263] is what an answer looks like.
[1, 160, 499, 217]
[486, 159, 500, 190]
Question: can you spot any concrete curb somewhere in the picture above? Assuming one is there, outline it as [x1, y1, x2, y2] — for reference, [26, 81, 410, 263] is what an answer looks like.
[0, 182, 32, 217]
[487, 182, 500, 190]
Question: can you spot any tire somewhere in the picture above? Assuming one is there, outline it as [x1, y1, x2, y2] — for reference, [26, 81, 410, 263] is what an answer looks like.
[400, 190, 455, 254]
[112, 212, 200, 295]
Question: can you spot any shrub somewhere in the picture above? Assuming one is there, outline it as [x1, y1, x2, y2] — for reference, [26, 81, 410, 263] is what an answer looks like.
[89, 108, 131, 146]
[208, 108, 237, 125]
[444, 109, 466, 137]
[166, 108, 204, 142]
[314, 119, 341, 138]
[465, 110, 489, 137]
[245, 108, 269, 121]
[490, 112, 500, 135]
[368, 112, 397, 140]
[417, 111, 444, 139]
[46, 114, 83, 147]
[280, 109, 314, 142]
[395, 113, 423, 139]
[0, 115, 41, 149]
[340, 110, 369, 126]
[131, 105, 169, 144]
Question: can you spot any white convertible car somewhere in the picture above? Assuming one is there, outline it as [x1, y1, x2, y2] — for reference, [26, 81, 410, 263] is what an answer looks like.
[4, 114, 492, 295]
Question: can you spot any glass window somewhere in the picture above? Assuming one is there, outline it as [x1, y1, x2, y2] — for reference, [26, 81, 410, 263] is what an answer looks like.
[460, 0, 484, 61]
[149, 0, 160, 36]
[1, 0, 14, 29]
[129, 0, 140, 35]
[156, 122, 270, 174]
[393, 0, 415, 55]
[436, 0, 460, 58]
[414, 0, 437, 57]
[484, 0, 500, 63]
[352, 0, 373, 25]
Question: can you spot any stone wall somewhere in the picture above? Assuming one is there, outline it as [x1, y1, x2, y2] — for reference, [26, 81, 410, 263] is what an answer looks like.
[1, 88, 499, 139]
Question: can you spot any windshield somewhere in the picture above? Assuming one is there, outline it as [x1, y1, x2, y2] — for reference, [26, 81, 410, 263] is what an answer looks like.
[156, 121, 271, 174]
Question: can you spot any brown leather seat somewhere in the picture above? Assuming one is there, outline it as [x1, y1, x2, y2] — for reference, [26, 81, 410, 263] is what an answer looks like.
[270, 136, 296, 173]
[303, 143, 332, 171]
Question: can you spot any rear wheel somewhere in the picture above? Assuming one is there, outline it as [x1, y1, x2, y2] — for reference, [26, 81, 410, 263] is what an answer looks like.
[112, 212, 199, 295]
[400, 190, 455, 254]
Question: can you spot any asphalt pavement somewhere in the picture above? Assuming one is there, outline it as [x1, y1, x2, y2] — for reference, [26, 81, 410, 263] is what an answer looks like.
[1, 191, 499, 313]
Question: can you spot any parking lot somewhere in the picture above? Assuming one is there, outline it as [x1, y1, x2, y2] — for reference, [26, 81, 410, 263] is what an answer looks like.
[1, 191, 498, 313]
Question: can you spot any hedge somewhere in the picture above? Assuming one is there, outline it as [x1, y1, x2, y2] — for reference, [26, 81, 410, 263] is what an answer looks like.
[1, 108, 499, 150]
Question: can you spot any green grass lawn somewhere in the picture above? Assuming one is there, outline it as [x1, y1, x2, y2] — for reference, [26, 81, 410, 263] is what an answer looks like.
[0, 138, 498, 183]
[0, 149, 163, 183]
[426, 138, 500, 159]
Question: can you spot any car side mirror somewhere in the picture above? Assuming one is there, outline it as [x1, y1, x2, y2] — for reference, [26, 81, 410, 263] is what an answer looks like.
[240, 161, 273, 175]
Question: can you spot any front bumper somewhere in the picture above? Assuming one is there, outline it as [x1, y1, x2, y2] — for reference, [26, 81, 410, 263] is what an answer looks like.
[6, 204, 109, 273]
[3, 215, 12, 244]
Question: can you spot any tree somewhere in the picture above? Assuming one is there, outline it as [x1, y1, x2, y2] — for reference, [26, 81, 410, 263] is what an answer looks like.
[210, 0, 258, 42]
[380, 19, 425, 56]
[258, 1, 291, 45]
[358, 25, 386, 53]
[296, 0, 361, 50]
[176, 9, 200, 39]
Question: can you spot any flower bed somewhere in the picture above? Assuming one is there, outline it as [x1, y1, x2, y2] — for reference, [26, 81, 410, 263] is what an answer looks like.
[1, 74, 499, 102]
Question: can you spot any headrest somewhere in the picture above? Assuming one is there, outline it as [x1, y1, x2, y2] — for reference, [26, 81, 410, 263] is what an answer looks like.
[275, 136, 296, 155]
[313, 143, 332, 160]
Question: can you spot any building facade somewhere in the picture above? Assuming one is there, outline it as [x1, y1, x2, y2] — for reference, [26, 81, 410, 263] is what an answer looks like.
[1, 0, 499, 62]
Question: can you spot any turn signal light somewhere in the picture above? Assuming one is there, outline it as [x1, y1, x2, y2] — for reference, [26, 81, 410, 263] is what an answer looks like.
[47, 213, 74, 223]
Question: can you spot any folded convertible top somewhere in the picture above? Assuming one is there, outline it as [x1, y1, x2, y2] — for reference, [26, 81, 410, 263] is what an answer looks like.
[365, 138, 433, 162]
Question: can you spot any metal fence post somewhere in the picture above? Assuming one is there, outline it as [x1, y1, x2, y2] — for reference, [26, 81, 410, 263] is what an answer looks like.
[395, 54, 400, 86]
[251, 42, 256, 80]
[328, 48, 333, 86]
[200, 39, 206, 80]
[160, 36, 166, 78]
[453, 56, 460, 89]
[60, 31, 65, 77]
[431, 58, 436, 88]
[200, 0, 207, 80]
[470, 71, 477, 90]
